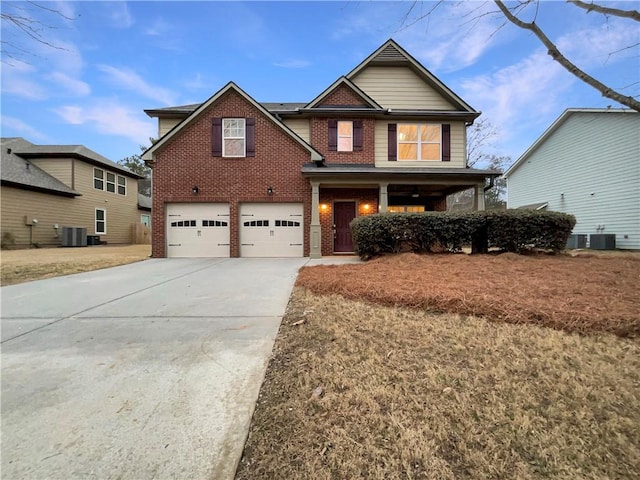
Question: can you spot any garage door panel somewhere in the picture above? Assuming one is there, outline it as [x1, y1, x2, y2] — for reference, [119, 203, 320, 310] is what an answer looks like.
[166, 203, 230, 258]
[240, 204, 303, 257]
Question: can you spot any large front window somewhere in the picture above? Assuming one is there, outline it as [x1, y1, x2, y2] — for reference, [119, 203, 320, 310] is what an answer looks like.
[398, 124, 441, 161]
[223, 118, 246, 157]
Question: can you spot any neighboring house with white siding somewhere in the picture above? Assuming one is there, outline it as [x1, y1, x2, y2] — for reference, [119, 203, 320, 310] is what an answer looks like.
[1, 137, 144, 248]
[504, 108, 639, 250]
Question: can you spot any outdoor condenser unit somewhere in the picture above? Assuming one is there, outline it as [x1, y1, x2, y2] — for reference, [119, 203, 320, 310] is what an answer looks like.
[61, 227, 88, 247]
[566, 234, 587, 249]
[589, 234, 616, 250]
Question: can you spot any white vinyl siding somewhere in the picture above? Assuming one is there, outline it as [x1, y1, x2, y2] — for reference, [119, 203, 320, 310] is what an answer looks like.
[374, 120, 466, 168]
[282, 119, 310, 143]
[507, 111, 640, 250]
[351, 66, 455, 110]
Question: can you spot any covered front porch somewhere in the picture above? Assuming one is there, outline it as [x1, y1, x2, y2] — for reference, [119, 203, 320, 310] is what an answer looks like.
[303, 165, 499, 258]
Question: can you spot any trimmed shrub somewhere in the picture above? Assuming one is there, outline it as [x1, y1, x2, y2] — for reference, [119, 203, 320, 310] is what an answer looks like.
[350, 210, 576, 259]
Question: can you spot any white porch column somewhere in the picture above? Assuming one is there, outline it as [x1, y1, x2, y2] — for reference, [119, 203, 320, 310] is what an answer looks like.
[474, 184, 486, 211]
[379, 182, 389, 213]
[309, 181, 322, 258]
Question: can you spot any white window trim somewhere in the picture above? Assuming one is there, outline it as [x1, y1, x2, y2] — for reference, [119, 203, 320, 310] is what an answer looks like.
[222, 118, 246, 158]
[337, 120, 353, 152]
[117, 175, 127, 196]
[398, 123, 442, 162]
[106, 172, 116, 193]
[94, 168, 104, 191]
[95, 208, 107, 235]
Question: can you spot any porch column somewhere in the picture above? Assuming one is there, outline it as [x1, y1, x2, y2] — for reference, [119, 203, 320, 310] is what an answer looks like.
[309, 181, 322, 258]
[474, 184, 486, 211]
[379, 183, 389, 213]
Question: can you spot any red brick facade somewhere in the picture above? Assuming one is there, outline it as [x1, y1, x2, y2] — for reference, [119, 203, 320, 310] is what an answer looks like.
[318, 83, 369, 107]
[151, 90, 312, 258]
[310, 117, 376, 165]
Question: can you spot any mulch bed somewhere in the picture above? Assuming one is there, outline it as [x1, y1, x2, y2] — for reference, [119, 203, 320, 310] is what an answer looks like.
[296, 252, 640, 337]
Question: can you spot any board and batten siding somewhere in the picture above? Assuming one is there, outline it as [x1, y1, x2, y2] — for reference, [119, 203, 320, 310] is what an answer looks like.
[507, 111, 640, 249]
[30, 158, 73, 188]
[0, 160, 140, 247]
[282, 118, 310, 143]
[374, 120, 467, 168]
[351, 66, 455, 110]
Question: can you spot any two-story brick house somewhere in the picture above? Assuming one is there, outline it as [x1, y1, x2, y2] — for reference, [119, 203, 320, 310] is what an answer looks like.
[1, 137, 145, 248]
[143, 39, 499, 258]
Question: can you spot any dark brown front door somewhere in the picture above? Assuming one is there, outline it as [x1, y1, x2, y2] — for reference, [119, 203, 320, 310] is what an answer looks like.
[334, 201, 356, 253]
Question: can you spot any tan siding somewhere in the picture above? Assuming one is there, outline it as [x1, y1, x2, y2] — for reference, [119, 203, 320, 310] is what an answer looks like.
[351, 66, 455, 110]
[374, 120, 466, 168]
[30, 158, 73, 188]
[282, 118, 310, 143]
[159, 118, 183, 137]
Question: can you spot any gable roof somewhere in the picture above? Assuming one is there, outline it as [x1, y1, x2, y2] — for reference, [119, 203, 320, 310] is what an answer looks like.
[305, 76, 383, 109]
[503, 108, 637, 178]
[1, 138, 80, 196]
[7, 138, 143, 179]
[346, 39, 477, 114]
[142, 81, 323, 162]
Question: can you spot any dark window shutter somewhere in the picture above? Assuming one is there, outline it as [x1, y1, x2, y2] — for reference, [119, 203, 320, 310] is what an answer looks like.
[442, 124, 451, 162]
[246, 117, 255, 157]
[388, 123, 397, 161]
[328, 119, 337, 151]
[212, 117, 222, 157]
[353, 120, 363, 151]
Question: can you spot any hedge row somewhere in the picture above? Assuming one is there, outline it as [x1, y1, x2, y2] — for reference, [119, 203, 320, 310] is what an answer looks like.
[350, 210, 576, 259]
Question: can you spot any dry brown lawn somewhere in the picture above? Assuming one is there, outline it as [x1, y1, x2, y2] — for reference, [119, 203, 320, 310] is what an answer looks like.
[237, 253, 640, 479]
[1, 244, 151, 286]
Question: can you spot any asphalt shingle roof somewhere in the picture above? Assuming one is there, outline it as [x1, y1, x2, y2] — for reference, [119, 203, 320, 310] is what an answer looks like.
[1, 138, 80, 196]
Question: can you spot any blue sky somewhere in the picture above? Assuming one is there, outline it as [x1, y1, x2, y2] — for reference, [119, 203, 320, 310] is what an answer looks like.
[1, 1, 638, 167]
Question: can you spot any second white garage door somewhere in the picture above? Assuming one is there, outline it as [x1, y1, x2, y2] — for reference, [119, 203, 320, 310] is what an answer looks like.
[166, 203, 230, 257]
[240, 203, 304, 257]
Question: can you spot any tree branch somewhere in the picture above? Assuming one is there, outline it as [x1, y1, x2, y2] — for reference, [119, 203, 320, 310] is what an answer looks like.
[494, 0, 640, 111]
[568, 0, 640, 21]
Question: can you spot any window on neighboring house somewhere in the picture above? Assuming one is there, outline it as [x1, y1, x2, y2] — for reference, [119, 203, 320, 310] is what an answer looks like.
[222, 118, 246, 157]
[106, 172, 116, 193]
[117, 175, 126, 195]
[94, 168, 104, 190]
[387, 206, 426, 213]
[397, 124, 442, 161]
[337, 121, 353, 152]
[96, 208, 106, 234]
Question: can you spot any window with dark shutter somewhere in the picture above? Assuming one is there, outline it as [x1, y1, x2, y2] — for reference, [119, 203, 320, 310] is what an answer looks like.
[328, 119, 338, 151]
[442, 124, 451, 162]
[388, 123, 397, 161]
[212, 118, 222, 156]
[246, 117, 255, 157]
[353, 120, 363, 151]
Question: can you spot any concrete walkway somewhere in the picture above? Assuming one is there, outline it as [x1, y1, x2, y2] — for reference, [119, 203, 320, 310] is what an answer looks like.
[1, 258, 310, 480]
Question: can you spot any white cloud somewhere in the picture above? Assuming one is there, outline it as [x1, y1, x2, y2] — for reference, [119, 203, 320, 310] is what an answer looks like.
[108, 2, 134, 29]
[1, 116, 49, 141]
[47, 71, 91, 96]
[144, 17, 172, 36]
[55, 100, 156, 144]
[97, 65, 177, 105]
[273, 59, 311, 69]
[0, 61, 48, 100]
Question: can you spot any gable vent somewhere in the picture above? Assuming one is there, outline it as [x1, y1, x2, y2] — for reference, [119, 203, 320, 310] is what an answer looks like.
[373, 44, 406, 62]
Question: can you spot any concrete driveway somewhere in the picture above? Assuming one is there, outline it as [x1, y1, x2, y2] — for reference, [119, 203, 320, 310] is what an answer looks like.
[1, 258, 308, 480]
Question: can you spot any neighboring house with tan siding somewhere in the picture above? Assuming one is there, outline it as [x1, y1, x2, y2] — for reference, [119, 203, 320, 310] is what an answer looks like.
[504, 108, 639, 250]
[1, 137, 144, 248]
[143, 39, 501, 258]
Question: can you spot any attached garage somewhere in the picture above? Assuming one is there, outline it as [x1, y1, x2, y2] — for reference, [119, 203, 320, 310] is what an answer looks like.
[240, 203, 304, 257]
[166, 203, 230, 257]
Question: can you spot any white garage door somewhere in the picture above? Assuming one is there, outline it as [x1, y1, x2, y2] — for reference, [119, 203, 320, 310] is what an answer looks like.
[240, 203, 304, 257]
[166, 203, 230, 257]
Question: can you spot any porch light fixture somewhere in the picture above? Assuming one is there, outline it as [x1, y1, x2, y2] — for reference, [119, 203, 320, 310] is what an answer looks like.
[320, 203, 329, 211]
[411, 187, 420, 198]
[363, 203, 370, 211]
[267, 186, 274, 195]
[192, 186, 199, 194]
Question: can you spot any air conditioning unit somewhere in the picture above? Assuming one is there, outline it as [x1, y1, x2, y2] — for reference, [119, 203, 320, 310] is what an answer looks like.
[589, 234, 616, 250]
[566, 234, 587, 249]
[61, 227, 87, 247]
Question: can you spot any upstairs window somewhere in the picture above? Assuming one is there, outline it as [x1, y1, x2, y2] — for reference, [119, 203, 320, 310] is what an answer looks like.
[398, 124, 441, 161]
[337, 121, 353, 152]
[117, 175, 126, 195]
[223, 118, 246, 157]
[328, 119, 363, 152]
[94, 168, 104, 190]
[106, 172, 116, 193]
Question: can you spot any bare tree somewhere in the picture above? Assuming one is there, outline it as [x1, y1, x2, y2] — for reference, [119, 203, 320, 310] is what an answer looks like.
[1, 1, 76, 64]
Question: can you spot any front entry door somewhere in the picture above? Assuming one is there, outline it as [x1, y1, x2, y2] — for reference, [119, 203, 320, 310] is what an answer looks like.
[334, 201, 356, 253]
